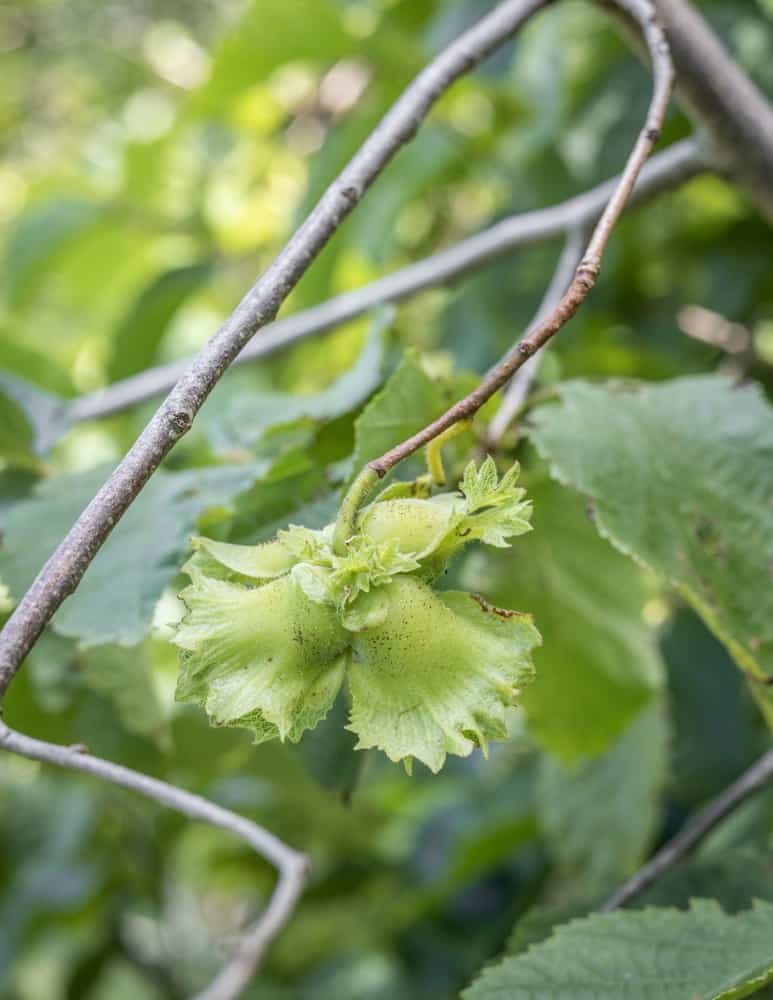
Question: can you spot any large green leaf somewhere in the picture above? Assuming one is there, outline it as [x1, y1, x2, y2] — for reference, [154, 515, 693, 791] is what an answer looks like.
[537, 707, 667, 894]
[465, 900, 773, 1000]
[460, 477, 663, 760]
[529, 377, 773, 688]
[0, 462, 265, 646]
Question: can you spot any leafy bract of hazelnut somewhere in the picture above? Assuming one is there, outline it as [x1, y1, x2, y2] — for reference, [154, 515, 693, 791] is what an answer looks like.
[174, 457, 539, 772]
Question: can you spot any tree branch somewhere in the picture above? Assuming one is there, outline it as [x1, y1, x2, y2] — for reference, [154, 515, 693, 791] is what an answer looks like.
[69, 137, 705, 425]
[601, 746, 773, 912]
[599, 0, 773, 224]
[333, 0, 673, 531]
[0, 717, 308, 1000]
[486, 226, 588, 446]
[0, 0, 551, 696]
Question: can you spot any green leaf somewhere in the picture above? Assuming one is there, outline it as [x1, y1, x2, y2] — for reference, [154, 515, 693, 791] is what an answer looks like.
[537, 707, 667, 895]
[79, 644, 168, 745]
[347, 577, 539, 773]
[636, 848, 773, 912]
[460, 477, 663, 760]
[107, 263, 212, 381]
[350, 350, 446, 474]
[0, 372, 70, 459]
[175, 573, 349, 742]
[0, 462, 266, 647]
[294, 690, 361, 795]
[661, 608, 762, 805]
[203, 310, 390, 451]
[0, 383, 37, 470]
[464, 900, 773, 1000]
[530, 377, 773, 686]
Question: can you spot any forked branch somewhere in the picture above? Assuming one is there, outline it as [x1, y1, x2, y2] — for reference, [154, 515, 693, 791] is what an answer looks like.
[0, 0, 550, 694]
[70, 138, 703, 425]
[0, 2, 674, 994]
[335, 0, 674, 542]
[0, 719, 308, 1000]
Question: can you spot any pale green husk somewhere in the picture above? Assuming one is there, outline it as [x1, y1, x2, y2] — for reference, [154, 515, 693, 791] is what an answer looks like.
[174, 458, 540, 771]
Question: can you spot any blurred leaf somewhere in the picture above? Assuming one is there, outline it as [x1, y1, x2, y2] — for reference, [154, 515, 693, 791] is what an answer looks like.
[0, 779, 99, 977]
[79, 643, 168, 745]
[530, 377, 773, 689]
[661, 608, 762, 805]
[295, 690, 361, 795]
[192, 0, 355, 114]
[203, 310, 390, 452]
[537, 707, 667, 895]
[0, 462, 266, 646]
[465, 900, 773, 1000]
[0, 373, 69, 465]
[350, 350, 445, 474]
[5, 198, 100, 308]
[0, 381, 37, 469]
[230, 450, 333, 544]
[107, 263, 212, 381]
[460, 477, 663, 760]
[0, 336, 74, 395]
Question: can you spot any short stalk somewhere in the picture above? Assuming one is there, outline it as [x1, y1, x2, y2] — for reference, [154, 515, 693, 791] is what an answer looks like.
[333, 466, 380, 554]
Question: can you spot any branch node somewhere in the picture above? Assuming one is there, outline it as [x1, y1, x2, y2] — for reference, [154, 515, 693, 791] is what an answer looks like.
[169, 409, 194, 435]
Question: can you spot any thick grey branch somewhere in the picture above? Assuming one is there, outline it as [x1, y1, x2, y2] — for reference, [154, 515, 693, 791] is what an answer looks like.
[601, 0, 773, 223]
[0, 0, 550, 695]
[601, 746, 773, 912]
[70, 137, 704, 425]
[0, 718, 308, 1000]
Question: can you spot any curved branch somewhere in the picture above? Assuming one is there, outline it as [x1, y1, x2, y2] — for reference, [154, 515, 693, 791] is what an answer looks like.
[0, 718, 308, 1000]
[601, 746, 773, 912]
[335, 0, 673, 515]
[600, 0, 773, 224]
[0, 0, 551, 695]
[486, 225, 588, 446]
[69, 137, 705, 425]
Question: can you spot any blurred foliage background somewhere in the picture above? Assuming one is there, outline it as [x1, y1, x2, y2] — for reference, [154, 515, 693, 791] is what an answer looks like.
[1, 0, 773, 997]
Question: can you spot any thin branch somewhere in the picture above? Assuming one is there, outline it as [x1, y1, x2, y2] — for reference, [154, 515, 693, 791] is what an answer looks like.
[0, 717, 308, 1000]
[599, 0, 773, 224]
[0, 0, 551, 696]
[601, 747, 773, 912]
[337, 0, 673, 516]
[486, 226, 587, 446]
[69, 138, 705, 425]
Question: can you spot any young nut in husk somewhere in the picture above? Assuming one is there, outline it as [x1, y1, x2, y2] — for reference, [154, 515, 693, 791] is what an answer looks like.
[174, 457, 540, 772]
